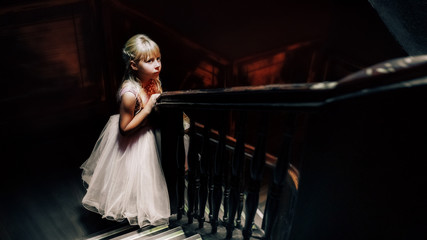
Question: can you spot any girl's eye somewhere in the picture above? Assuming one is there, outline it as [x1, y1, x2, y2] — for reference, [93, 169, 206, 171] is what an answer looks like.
[157, 57, 161, 62]
[146, 59, 154, 63]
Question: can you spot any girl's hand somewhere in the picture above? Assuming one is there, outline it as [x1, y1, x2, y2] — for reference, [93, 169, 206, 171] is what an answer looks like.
[145, 93, 160, 113]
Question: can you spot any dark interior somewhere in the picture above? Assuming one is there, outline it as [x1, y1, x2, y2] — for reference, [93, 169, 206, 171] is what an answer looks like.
[1, 0, 425, 239]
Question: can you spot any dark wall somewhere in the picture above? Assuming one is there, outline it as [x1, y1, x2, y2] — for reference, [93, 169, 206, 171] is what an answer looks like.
[322, 0, 407, 81]
[0, 1, 109, 184]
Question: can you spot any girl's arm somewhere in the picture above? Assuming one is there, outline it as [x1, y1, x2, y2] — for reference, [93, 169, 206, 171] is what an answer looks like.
[119, 92, 160, 135]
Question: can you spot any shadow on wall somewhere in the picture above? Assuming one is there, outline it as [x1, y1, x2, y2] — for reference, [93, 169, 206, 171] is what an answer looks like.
[368, 0, 427, 56]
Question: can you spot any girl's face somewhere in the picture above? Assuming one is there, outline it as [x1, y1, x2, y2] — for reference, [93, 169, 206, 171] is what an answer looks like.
[132, 54, 161, 82]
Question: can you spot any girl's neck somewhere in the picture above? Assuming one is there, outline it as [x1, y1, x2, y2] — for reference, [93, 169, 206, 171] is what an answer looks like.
[138, 77, 152, 88]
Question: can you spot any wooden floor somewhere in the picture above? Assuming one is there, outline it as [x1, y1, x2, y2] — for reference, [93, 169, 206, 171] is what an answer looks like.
[1, 168, 118, 240]
[1, 117, 125, 240]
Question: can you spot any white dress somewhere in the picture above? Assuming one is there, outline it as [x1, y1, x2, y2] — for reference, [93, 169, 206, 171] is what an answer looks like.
[80, 86, 170, 228]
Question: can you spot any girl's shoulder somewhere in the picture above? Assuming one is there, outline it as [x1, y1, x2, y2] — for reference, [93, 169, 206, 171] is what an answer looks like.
[118, 80, 141, 99]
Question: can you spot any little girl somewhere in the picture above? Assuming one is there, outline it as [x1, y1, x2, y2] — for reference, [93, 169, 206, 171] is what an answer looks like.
[80, 34, 170, 228]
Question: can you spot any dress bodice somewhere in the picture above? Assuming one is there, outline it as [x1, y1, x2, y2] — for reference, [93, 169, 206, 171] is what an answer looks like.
[119, 86, 143, 115]
[119, 79, 160, 115]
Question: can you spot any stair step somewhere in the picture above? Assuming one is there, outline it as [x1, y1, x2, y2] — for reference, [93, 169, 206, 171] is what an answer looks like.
[183, 234, 203, 240]
[109, 226, 186, 240]
[110, 224, 169, 240]
[138, 227, 186, 240]
[83, 223, 139, 240]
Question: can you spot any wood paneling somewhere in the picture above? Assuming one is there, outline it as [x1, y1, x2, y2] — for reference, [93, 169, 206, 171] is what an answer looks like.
[1, 0, 107, 138]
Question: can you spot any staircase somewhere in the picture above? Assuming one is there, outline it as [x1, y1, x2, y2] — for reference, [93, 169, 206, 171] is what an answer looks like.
[80, 171, 267, 240]
[80, 203, 265, 240]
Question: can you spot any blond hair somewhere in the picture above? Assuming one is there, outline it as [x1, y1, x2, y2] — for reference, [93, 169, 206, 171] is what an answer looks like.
[118, 34, 163, 101]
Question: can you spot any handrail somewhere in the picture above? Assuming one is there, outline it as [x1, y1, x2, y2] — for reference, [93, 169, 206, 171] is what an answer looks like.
[156, 83, 336, 110]
[157, 55, 427, 110]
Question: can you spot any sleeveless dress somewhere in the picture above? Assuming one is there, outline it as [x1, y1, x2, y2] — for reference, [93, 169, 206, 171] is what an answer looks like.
[80, 84, 170, 228]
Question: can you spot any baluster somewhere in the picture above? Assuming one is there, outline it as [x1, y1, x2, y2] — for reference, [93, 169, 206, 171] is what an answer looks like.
[226, 111, 247, 240]
[186, 118, 199, 224]
[197, 117, 211, 229]
[208, 177, 214, 223]
[210, 111, 227, 233]
[223, 116, 233, 226]
[242, 113, 270, 240]
[236, 192, 244, 229]
[176, 112, 186, 220]
[194, 166, 201, 224]
[223, 185, 231, 225]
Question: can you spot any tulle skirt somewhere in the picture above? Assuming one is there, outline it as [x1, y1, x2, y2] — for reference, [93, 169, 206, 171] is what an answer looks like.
[81, 114, 170, 227]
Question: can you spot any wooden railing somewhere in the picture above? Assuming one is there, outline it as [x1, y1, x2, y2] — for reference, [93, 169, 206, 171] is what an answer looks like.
[156, 55, 427, 240]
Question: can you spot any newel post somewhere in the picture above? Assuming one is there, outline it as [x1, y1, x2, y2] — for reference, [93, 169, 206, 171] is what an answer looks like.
[262, 113, 299, 240]
[158, 109, 183, 216]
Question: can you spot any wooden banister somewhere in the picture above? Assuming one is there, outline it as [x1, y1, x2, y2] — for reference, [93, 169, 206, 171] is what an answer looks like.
[156, 55, 427, 240]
